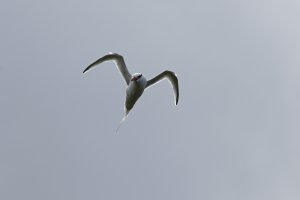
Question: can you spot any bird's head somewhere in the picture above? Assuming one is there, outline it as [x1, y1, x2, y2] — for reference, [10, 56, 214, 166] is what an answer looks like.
[130, 73, 142, 81]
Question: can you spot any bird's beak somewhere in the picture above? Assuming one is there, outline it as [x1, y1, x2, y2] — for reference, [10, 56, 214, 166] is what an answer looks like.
[131, 77, 137, 81]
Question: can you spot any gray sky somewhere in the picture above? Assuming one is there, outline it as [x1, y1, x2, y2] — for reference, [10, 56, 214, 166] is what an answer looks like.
[1, 0, 300, 199]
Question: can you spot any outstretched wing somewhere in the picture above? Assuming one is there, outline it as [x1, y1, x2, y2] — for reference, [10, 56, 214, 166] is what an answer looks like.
[83, 53, 132, 85]
[146, 70, 179, 105]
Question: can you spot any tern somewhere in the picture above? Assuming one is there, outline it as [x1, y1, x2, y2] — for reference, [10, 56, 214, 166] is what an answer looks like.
[83, 53, 179, 130]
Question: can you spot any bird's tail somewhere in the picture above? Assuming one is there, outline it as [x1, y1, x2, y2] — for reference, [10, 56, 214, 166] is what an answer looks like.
[116, 108, 130, 133]
[116, 115, 127, 133]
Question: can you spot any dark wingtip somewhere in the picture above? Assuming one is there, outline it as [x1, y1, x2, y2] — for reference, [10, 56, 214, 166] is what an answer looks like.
[82, 66, 90, 74]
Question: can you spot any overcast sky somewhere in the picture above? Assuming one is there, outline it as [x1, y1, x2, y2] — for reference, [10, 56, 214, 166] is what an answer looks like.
[1, 0, 300, 199]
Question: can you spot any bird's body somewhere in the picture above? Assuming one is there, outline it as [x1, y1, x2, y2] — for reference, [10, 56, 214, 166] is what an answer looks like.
[125, 73, 147, 115]
[83, 53, 179, 130]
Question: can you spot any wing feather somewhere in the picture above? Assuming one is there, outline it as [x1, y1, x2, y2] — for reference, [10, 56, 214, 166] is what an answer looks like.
[146, 70, 179, 105]
[83, 53, 131, 85]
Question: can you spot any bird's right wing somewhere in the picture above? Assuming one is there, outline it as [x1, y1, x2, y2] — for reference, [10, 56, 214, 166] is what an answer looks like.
[83, 53, 132, 85]
[146, 70, 179, 105]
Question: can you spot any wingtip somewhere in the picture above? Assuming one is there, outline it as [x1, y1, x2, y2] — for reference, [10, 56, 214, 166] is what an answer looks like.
[82, 66, 90, 74]
[175, 95, 179, 106]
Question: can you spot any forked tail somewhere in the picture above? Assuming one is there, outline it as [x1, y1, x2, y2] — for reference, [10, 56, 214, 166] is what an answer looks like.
[116, 115, 128, 132]
[116, 108, 130, 133]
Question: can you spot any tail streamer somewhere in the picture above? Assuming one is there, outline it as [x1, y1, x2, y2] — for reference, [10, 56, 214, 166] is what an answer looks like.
[116, 114, 128, 133]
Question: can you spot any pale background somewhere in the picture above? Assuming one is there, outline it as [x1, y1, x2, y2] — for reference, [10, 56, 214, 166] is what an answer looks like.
[1, 0, 300, 199]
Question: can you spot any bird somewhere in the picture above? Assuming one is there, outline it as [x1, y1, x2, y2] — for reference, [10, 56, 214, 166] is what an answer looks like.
[83, 53, 179, 130]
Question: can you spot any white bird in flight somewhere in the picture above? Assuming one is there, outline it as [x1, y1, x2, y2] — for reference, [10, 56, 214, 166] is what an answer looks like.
[83, 53, 179, 130]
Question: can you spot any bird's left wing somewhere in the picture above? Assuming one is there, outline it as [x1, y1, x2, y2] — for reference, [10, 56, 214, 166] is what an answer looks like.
[146, 70, 179, 105]
[83, 53, 132, 85]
